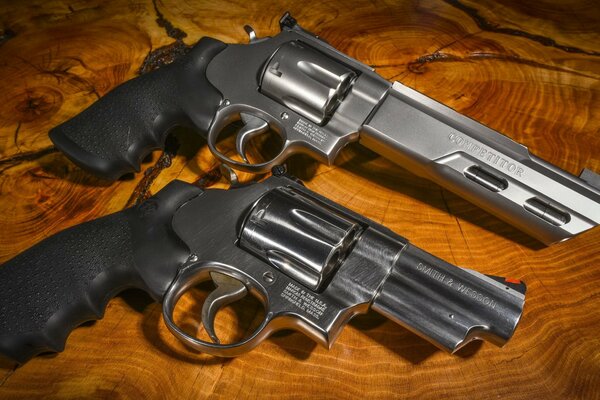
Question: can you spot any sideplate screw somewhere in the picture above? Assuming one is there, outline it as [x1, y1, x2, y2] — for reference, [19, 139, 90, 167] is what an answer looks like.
[263, 271, 275, 284]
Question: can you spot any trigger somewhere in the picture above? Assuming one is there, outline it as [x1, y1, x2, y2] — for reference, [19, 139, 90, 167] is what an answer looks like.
[236, 113, 269, 163]
[201, 272, 248, 344]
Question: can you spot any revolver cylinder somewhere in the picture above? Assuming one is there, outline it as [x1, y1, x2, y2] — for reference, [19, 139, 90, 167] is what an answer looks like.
[260, 41, 356, 125]
[239, 187, 360, 291]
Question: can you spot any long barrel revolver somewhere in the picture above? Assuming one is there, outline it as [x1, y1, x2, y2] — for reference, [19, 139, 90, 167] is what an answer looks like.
[49, 13, 600, 245]
[0, 174, 525, 363]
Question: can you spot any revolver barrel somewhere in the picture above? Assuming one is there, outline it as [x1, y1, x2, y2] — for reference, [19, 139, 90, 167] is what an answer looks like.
[360, 82, 600, 245]
[372, 243, 525, 352]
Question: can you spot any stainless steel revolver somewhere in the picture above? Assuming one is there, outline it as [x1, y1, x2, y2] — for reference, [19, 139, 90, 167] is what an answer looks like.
[0, 174, 525, 363]
[49, 13, 600, 245]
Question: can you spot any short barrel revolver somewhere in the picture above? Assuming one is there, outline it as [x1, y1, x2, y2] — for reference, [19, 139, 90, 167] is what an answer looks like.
[0, 174, 525, 363]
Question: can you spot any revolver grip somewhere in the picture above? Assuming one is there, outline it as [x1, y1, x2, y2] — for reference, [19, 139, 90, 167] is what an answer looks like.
[0, 181, 202, 363]
[49, 38, 226, 181]
[372, 243, 526, 353]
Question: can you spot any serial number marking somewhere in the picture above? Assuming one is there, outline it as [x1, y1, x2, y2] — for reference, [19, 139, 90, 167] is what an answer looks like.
[293, 119, 327, 145]
[281, 282, 327, 319]
[448, 132, 524, 178]
[416, 262, 498, 309]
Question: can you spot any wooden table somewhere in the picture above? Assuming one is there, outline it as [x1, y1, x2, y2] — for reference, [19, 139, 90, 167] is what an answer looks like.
[1, 0, 599, 398]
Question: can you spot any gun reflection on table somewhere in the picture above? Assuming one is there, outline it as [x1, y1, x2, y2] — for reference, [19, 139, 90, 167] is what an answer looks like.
[0, 174, 525, 363]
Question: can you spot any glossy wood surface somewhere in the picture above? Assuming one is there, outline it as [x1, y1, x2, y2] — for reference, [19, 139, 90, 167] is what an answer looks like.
[0, 0, 599, 398]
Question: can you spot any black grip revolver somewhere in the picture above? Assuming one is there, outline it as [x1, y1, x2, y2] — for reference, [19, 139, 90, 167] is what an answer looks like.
[48, 13, 600, 245]
[0, 174, 525, 363]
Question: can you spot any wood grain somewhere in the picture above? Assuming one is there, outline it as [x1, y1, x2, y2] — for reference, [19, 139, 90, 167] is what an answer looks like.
[0, 0, 599, 398]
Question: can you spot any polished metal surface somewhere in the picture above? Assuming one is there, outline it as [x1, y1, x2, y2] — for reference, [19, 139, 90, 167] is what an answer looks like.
[203, 12, 600, 244]
[371, 244, 525, 352]
[260, 41, 356, 125]
[580, 168, 600, 191]
[162, 175, 526, 356]
[239, 186, 360, 291]
[205, 13, 390, 174]
[201, 272, 248, 343]
[235, 113, 270, 163]
[359, 82, 600, 244]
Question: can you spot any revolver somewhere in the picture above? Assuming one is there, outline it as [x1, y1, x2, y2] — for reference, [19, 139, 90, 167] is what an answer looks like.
[48, 13, 600, 245]
[0, 174, 525, 363]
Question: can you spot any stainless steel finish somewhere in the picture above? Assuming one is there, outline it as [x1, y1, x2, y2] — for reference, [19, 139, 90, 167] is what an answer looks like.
[580, 168, 600, 191]
[205, 17, 390, 174]
[243, 25, 257, 43]
[523, 198, 570, 226]
[260, 41, 356, 125]
[360, 82, 600, 244]
[219, 163, 240, 186]
[239, 187, 360, 291]
[201, 272, 248, 343]
[203, 13, 600, 244]
[464, 166, 508, 192]
[163, 175, 526, 356]
[236, 113, 270, 162]
[162, 261, 273, 357]
[371, 244, 525, 352]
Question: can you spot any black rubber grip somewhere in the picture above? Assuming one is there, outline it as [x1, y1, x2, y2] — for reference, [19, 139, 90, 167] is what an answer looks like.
[49, 38, 227, 180]
[0, 180, 203, 363]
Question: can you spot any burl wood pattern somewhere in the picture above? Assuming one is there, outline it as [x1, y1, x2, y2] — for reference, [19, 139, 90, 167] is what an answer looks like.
[0, 0, 599, 398]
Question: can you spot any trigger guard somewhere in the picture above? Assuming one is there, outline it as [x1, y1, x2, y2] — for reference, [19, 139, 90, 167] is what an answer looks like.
[207, 104, 289, 174]
[162, 261, 272, 357]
